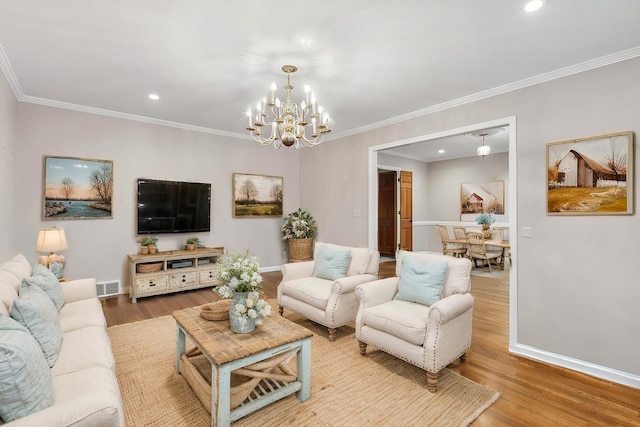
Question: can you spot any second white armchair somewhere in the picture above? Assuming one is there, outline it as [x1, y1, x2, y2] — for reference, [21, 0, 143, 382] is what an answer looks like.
[278, 242, 380, 342]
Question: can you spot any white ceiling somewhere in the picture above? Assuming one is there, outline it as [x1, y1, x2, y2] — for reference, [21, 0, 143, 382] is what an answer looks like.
[1, 1, 639, 160]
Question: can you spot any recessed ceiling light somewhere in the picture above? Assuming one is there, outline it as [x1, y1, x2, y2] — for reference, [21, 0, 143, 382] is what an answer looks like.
[438, 149, 445, 154]
[524, 0, 543, 12]
[148, 93, 160, 100]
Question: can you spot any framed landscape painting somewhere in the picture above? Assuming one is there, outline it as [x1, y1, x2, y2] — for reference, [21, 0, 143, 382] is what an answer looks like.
[42, 155, 113, 220]
[460, 180, 505, 222]
[232, 173, 283, 218]
[546, 131, 634, 215]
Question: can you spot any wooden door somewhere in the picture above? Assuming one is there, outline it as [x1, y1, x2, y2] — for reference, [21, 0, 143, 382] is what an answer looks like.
[377, 170, 397, 256]
[400, 170, 413, 251]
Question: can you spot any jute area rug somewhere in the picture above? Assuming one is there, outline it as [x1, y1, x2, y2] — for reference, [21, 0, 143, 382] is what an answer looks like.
[108, 305, 499, 427]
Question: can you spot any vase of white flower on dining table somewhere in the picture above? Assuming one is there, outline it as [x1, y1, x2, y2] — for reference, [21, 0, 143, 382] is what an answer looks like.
[214, 251, 271, 333]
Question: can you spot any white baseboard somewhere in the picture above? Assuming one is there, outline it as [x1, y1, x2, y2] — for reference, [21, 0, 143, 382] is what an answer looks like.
[510, 343, 640, 389]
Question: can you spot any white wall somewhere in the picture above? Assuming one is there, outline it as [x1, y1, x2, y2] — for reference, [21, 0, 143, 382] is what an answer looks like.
[0, 69, 17, 259]
[14, 103, 301, 287]
[300, 57, 640, 385]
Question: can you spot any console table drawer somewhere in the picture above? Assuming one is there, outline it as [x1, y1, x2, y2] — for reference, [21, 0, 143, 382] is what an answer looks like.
[136, 276, 168, 294]
[170, 271, 197, 288]
[198, 269, 219, 286]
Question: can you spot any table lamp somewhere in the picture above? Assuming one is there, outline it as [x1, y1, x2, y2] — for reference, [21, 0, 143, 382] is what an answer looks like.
[36, 227, 68, 278]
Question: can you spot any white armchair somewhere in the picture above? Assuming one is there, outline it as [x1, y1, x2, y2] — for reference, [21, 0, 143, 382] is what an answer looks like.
[278, 242, 380, 342]
[355, 251, 473, 392]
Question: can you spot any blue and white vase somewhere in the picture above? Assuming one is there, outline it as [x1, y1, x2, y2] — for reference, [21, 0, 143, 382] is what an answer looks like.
[229, 292, 256, 334]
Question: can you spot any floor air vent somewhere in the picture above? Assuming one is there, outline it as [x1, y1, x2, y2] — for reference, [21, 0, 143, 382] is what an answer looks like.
[96, 280, 120, 298]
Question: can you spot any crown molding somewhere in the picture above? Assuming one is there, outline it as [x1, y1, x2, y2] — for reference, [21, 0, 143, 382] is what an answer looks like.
[3, 44, 640, 140]
[0, 45, 23, 99]
[331, 46, 640, 140]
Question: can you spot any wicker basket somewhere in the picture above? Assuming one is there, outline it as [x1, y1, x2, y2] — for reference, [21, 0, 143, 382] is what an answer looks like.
[288, 238, 313, 262]
[136, 262, 163, 273]
[199, 299, 232, 321]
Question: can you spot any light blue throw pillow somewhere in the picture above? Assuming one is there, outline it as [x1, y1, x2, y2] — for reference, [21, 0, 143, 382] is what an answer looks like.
[394, 258, 449, 306]
[21, 263, 65, 311]
[0, 315, 55, 422]
[10, 284, 63, 367]
[313, 246, 352, 281]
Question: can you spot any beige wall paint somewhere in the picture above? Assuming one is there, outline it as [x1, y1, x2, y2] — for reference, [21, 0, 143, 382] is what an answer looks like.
[14, 103, 301, 286]
[300, 58, 640, 385]
[0, 69, 17, 259]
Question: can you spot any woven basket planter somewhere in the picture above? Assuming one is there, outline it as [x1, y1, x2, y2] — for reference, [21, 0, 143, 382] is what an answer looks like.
[199, 299, 232, 321]
[136, 262, 163, 273]
[288, 238, 313, 262]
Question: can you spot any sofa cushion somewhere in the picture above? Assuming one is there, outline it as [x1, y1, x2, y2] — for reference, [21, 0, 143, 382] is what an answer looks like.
[21, 264, 65, 311]
[52, 325, 115, 376]
[0, 253, 32, 291]
[313, 246, 351, 281]
[361, 299, 430, 346]
[315, 242, 372, 276]
[0, 314, 55, 422]
[394, 257, 449, 306]
[397, 251, 471, 298]
[10, 284, 63, 367]
[59, 298, 107, 333]
[0, 281, 18, 317]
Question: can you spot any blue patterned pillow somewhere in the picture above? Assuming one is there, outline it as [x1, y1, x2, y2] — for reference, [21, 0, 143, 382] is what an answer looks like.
[21, 263, 64, 311]
[313, 246, 352, 281]
[0, 315, 54, 422]
[395, 258, 449, 306]
[10, 284, 63, 367]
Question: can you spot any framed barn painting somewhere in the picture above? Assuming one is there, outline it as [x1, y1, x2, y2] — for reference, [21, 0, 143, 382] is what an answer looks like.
[232, 173, 283, 218]
[546, 131, 634, 215]
[460, 180, 505, 222]
[42, 156, 113, 220]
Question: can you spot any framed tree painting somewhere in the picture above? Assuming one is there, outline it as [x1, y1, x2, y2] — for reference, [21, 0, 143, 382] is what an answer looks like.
[546, 131, 634, 215]
[232, 173, 283, 217]
[42, 155, 113, 220]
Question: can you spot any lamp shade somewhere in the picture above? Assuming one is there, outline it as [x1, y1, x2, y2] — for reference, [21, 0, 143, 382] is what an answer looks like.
[36, 228, 68, 253]
[477, 145, 491, 157]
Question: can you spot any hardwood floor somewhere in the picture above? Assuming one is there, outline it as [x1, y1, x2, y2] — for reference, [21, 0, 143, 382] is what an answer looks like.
[102, 262, 640, 426]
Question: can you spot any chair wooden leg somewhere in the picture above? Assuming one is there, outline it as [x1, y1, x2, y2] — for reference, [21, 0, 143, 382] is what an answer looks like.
[278, 306, 284, 316]
[487, 258, 492, 272]
[358, 341, 367, 355]
[427, 371, 438, 393]
[328, 328, 337, 342]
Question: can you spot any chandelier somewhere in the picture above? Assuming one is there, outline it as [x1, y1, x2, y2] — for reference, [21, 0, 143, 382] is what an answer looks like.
[246, 65, 331, 149]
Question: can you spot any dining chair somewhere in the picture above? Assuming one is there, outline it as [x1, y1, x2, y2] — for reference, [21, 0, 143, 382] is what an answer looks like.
[453, 226, 467, 240]
[437, 225, 467, 258]
[465, 231, 502, 272]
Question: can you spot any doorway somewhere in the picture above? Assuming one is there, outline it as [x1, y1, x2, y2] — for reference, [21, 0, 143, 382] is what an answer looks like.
[367, 116, 517, 345]
[377, 169, 414, 257]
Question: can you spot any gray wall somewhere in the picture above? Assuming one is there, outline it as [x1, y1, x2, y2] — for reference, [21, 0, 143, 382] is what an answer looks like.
[12, 103, 302, 286]
[300, 57, 640, 386]
[0, 67, 17, 259]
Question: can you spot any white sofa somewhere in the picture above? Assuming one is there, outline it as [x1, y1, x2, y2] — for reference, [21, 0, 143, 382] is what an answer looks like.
[278, 242, 380, 341]
[0, 253, 123, 426]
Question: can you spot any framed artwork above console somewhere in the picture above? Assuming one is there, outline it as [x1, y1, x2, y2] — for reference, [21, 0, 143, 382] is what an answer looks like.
[232, 173, 283, 218]
[42, 155, 113, 220]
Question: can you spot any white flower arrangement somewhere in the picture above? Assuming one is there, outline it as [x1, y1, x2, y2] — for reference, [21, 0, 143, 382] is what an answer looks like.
[231, 291, 272, 325]
[214, 251, 263, 297]
[281, 208, 317, 240]
[214, 251, 271, 323]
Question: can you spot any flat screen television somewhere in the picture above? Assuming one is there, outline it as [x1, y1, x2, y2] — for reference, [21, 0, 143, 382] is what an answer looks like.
[137, 178, 211, 234]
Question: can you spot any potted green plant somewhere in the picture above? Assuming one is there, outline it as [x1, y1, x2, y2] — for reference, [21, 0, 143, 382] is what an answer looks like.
[185, 237, 203, 251]
[282, 209, 317, 262]
[139, 235, 158, 255]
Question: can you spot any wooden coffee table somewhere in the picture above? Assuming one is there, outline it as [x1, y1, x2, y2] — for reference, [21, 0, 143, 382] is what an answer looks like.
[173, 306, 313, 427]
